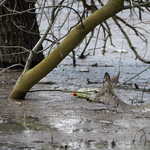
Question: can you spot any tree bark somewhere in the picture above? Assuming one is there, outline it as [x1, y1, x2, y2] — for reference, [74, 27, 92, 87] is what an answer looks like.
[0, 0, 44, 68]
[10, 0, 124, 100]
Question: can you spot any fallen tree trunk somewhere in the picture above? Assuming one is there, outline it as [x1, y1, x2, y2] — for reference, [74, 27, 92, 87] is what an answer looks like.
[10, 0, 124, 99]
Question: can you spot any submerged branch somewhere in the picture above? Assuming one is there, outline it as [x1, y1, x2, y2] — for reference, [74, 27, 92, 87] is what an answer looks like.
[117, 66, 150, 87]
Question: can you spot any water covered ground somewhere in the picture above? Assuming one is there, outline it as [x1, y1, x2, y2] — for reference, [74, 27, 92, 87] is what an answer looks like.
[0, 49, 150, 150]
[1, 1, 150, 149]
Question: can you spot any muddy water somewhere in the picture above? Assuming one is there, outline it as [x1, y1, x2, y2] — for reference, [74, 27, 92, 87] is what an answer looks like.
[1, 49, 150, 150]
[1, 3, 150, 148]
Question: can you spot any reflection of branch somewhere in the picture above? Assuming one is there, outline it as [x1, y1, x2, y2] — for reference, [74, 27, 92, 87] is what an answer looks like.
[79, 30, 94, 58]
[102, 34, 110, 55]
[112, 16, 150, 64]
[132, 128, 147, 147]
[141, 77, 150, 102]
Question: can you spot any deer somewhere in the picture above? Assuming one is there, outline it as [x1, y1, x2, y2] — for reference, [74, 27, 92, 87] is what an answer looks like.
[86, 72, 150, 113]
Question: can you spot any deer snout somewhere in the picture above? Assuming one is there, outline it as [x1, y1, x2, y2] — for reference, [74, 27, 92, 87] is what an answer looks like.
[86, 97, 91, 102]
[86, 97, 99, 103]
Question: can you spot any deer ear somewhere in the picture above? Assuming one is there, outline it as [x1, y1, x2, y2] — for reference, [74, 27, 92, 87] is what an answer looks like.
[103, 72, 111, 87]
[111, 71, 120, 87]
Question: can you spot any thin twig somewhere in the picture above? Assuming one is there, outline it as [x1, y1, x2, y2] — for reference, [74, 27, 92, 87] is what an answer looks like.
[124, 2, 150, 10]
[117, 66, 150, 87]
[0, 46, 30, 53]
[0, 63, 24, 75]
[23, 1, 53, 72]
[112, 16, 150, 64]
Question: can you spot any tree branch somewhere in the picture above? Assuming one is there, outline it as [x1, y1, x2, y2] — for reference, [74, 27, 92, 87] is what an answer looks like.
[112, 16, 150, 64]
[123, 1, 150, 10]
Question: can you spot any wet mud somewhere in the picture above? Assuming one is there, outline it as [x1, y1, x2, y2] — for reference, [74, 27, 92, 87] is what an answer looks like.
[1, 50, 150, 150]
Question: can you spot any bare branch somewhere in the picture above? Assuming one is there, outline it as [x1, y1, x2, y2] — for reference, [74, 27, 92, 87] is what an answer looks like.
[0, 64, 24, 75]
[0, 0, 6, 5]
[117, 66, 150, 87]
[112, 16, 150, 63]
[0, 4, 84, 28]
[0, 46, 30, 53]
[23, 0, 53, 72]
[124, 1, 150, 10]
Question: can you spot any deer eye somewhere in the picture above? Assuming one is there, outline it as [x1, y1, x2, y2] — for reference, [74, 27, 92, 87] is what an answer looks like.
[95, 90, 98, 93]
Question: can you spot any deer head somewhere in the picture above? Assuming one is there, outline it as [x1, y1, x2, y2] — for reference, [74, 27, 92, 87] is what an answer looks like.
[86, 72, 119, 105]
